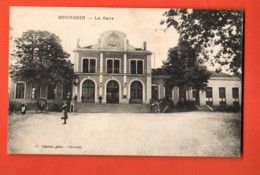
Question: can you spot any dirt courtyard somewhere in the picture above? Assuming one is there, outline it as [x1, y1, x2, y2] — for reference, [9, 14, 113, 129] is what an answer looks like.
[8, 111, 241, 157]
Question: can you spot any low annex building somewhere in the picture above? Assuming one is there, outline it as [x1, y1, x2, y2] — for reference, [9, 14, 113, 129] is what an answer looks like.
[9, 30, 242, 108]
[152, 69, 241, 107]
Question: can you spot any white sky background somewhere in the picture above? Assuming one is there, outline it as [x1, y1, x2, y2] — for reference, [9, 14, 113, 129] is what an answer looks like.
[10, 7, 180, 68]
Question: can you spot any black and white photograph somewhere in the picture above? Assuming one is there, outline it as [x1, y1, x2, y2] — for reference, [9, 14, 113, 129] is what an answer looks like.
[8, 7, 243, 156]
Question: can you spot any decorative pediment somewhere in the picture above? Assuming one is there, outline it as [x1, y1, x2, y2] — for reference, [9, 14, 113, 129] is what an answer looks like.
[101, 31, 126, 50]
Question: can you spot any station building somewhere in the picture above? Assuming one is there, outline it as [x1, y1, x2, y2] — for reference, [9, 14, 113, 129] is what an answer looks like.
[9, 30, 242, 107]
[72, 30, 152, 104]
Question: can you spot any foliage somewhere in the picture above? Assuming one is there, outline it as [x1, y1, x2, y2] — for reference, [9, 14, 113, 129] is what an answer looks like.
[10, 30, 76, 93]
[163, 40, 211, 91]
[161, 9, 243, 76]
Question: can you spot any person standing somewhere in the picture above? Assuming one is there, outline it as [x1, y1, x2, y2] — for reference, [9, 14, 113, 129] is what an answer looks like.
[66, 92, 71, 112]
[21, 103, 26, 115]
[61, 101, 68, 124]
[98, 95, 102, 104]
[72, 94, 77, 112]
[9, 101, 15, 115]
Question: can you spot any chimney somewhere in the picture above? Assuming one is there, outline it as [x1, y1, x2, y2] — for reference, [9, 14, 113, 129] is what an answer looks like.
[77, 38, 80, 48]
[143, 41, 147, 51]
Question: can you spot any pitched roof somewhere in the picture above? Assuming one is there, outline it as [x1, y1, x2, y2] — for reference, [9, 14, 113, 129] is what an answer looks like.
[152, 68, 234, 78]
[209, 71, 233, 77]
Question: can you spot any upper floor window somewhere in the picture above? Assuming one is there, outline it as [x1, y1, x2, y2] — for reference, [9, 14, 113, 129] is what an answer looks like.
[130, 60, 143, 74]
[107, 59, 120, 74]
[15, 82, 25, 99]
[83, 58, 96, 73]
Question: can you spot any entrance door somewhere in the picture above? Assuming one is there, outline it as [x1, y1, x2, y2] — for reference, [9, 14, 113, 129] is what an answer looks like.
[152, 85, 159, 100]
[130, 81, 143, 104]
[192, 89, 200, 104]
[106, 80, 119, 103]
[82, 80, 95, 103]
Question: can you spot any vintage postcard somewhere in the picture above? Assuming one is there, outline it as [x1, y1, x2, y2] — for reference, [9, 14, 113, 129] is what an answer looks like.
[8, 7, 243, 156]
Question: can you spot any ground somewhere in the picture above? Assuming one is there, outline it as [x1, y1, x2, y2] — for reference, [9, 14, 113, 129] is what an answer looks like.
[8, 111, 241, 157]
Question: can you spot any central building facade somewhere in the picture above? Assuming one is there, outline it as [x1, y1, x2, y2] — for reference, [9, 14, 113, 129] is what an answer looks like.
[73, 30, 153, 104]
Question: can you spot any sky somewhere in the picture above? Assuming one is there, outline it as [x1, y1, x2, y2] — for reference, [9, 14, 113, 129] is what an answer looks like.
[10, 7, 180, 68]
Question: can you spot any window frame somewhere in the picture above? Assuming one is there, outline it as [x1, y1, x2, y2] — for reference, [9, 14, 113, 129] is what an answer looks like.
[15, 82, 26, 99]
[47, 84, 56, 100]
[106, 58, 121, 74]
[129, 59, 144, 75]
[81, 57, 97, 73]
[219, 87, 226, 106]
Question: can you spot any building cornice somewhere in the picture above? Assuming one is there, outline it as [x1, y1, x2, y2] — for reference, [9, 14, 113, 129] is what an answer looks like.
[73, 48, 153, 55]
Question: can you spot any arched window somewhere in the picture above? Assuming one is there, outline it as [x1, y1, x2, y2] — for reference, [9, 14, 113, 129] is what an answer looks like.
[82, 80, 95, 103]
[130, 81, 143, 103]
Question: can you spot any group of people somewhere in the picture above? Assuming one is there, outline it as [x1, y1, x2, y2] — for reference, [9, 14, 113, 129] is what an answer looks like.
[9, 93, 102, 125]
[9, 102, 26, 115]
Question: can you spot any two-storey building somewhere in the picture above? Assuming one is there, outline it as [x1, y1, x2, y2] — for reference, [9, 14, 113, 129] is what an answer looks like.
[73, 30, 152, 104]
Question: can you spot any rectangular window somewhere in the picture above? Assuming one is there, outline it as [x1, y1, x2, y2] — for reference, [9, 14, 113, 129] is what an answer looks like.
[137, 60, 143, 74]
[232, 88, 239, 99]
[83, 59, 96, 73]
[165, 86, 172, 100]
[83, 59, 89, 73]
[219, 87, 226, 105]
[232, 87, 239, 106]
[130, 60, 144, 74]
[206, 87, 213, 98]
[206, 87, 213, 106]
[107, 60, 113, 73]
[131, 60, 136, 74]
[107, 59, 120, 74]
[114, 60, 120, 73]
[15, 83, 25, 99]
[179, 89, 186, 102]
[219, 87, 226, 98]
[47, 85, 56, 100]
[90, 59, 96, 73]
[192, 90, 197, 99]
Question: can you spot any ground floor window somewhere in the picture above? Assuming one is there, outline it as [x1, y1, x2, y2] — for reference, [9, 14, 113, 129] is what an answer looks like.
[219, 87, 226, 106]
[47, 85, 56, 100]
[130, 81, 143, 103]
[15, 82, 25, 99]
[82, 80, 95, 103]
[232, 87, 239, 106]
[179, 88, 186, 102]
[165, 86, 172, 100]
[192, 89, 200, 104]
[152, 85, 159, 100]
[206, 87, 213, 106]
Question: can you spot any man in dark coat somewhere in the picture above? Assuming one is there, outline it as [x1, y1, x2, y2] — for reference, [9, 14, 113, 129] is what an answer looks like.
[61, 101, 68, 124]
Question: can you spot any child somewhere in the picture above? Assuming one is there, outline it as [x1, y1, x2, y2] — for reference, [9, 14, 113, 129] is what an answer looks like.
[21, 103, 26, 115]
